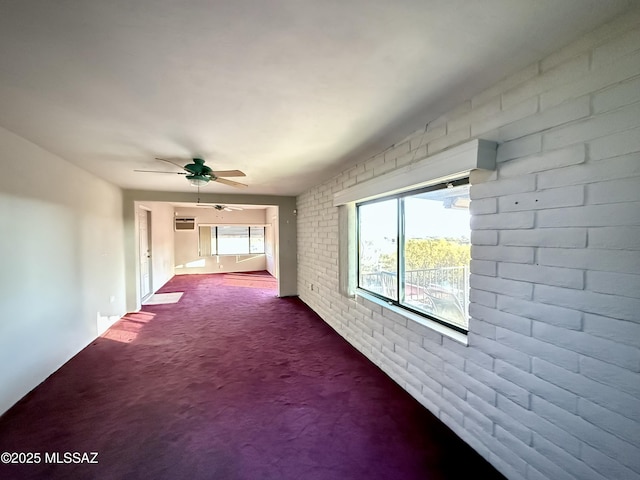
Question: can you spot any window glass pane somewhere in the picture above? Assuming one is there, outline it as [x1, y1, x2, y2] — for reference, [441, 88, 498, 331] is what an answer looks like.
[358, 199, 398, 300]
[402, 184, 470, 329]
[218, 226, 249, 254]
[250, 227, 265, 253]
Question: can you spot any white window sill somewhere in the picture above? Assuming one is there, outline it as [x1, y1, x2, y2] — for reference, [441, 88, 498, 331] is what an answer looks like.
[356, 289, 469, 346]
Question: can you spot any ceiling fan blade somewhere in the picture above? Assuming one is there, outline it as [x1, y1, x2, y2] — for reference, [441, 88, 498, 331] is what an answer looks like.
[210, 170, 246, 177]
[134, 169, 187, 175]
[214, 177, 248, 188]
[155, 157, 188, 170]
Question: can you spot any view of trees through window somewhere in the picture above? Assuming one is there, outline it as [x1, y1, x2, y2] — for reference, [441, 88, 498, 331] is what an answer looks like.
[358, 181, 471, 331]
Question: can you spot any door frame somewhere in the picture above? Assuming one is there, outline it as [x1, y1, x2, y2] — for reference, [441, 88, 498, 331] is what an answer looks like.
[138, 206, 153, 302]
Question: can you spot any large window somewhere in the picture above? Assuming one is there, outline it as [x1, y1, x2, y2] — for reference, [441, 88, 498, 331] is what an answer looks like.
[357, 179, 471, 332]
[198, 226, 265, 256]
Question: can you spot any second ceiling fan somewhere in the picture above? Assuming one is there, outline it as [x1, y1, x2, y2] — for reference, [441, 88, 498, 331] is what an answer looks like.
[196, 204, 243, 211]
[136, 157, 248, 188]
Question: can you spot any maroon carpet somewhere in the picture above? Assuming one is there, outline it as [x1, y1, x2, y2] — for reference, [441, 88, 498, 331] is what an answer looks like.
[0, 272, 504, 480]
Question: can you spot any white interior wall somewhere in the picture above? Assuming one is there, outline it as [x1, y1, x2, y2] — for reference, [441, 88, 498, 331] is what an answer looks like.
[173, 207, 267, 275]
[0, 126, 126, 416]
[297, 10, 640, 480]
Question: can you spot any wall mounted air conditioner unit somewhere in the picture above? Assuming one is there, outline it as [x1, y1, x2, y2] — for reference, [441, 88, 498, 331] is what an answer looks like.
[175, 217, 196, 231]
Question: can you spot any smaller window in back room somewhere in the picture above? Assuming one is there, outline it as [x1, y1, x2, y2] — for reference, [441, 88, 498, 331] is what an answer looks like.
[357, 179, 471, 332]
[199, 226, 266, 256]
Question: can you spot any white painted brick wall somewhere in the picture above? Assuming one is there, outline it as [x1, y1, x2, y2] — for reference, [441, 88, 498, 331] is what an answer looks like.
[471, 230, 498, 246]
[538, 247, 640, 274]
[500, 228, 587, 248]
[540, 50, 640, 110]
[582, 313, 640, 348]
[471, 211, 535, 230]
[296, 9, 640, 480]
[471, 245, 535, 264]
[498, 263, 584, 289]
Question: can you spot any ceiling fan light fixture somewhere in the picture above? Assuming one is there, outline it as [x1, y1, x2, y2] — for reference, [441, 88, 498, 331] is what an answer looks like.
[187, 175, 209, 187]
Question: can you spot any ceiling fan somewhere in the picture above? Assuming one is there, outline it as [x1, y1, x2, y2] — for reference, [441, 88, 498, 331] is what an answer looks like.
[135, 157, 248, 188]
[196, 204, 244, 211]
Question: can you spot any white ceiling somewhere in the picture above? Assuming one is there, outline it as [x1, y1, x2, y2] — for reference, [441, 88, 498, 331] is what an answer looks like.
[0, 1, 633, 196]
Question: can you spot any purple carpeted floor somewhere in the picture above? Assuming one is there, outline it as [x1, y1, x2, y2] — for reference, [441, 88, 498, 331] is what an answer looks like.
[0, 272, 505, 480]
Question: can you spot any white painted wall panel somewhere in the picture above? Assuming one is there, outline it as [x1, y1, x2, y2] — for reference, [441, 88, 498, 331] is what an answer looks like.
[0, 126, 126, 415]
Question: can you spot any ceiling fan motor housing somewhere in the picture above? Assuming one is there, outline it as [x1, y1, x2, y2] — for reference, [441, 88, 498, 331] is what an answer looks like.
[185, 158, 213, 175]
[185, 158, 215, 185]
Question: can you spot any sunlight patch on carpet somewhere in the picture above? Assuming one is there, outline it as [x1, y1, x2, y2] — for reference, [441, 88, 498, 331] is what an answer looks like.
[223, 272, 277, 288]
[144, 292, 184, 305]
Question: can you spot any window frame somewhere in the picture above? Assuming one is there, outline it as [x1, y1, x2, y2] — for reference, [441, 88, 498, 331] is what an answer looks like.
[249, 226, 266, 254]
[356, 177, 470, 334]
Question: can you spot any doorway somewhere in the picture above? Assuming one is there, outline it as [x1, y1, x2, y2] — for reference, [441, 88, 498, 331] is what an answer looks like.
[139, 207, 152, 301]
